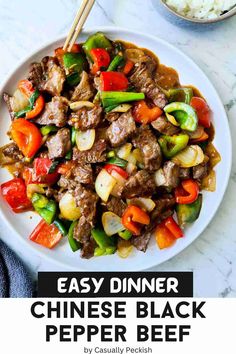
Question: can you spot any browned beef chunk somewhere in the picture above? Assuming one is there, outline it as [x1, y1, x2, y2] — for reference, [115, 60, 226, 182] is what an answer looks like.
[73, 216, 92, 243]
[57, 175, 77, 191]
[71, 71, 94, 101]
[193, 162, 208, 180]
[73, 139, 107, 164]
[106, 197, 127, 217]
[132, 126, 162, 171]
[73, 164, 93, 184]
[179, 168, 190, 180]
[162, 161, 180, 188]
[105, 112, 120, 122]
[36, 96, 68, 127]
[107, 111, 136, 147]
[129, 63, 167, 108]
[27, 62, 44, 87]
[3, 93, 15, 120]
[132, 194, 175, 252]
[40, 56, 65, 96]
[125, 48, 157, 73]
[69, 105, 102, 130]
[0, 143, 23, 165]
[151, 116, 179, 135]
[122, 170, 156, 199]
[80, 237, 97, 259]
[46, 128, 71, 159]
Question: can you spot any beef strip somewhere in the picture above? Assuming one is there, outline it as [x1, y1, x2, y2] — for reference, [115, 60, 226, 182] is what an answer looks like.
[69, 105, 102, 130]
[107, 110, 136, 147]
[27, 62, 43, 87]
[46, 128, 71, 159]
[73, 164, 93, 184]
[122, 170, 156, 199]
[193, 162, 208, 180]
[106, 197, 127, 217]
[132, 126, 162, 171]
[57, 175, 77, 191]
[73, 185, 98, 252]
[73, 139, 107, 164]
[36, 96, 68, 127]
[40, 56, 65, 96]
[3, 93, 15, 120]
[151, 116, 179, 135]
[162, 161, 180, 188]
[132, 194, 175, 252]
[0, 143, 23, 165]
[125, 48, 157, 72]
[80, 237, 97, 259]
[129, 63, 167, 108]
[105, 112, 120, 122]
[71, 71, 94, 101]
[179, 168, 190, 180]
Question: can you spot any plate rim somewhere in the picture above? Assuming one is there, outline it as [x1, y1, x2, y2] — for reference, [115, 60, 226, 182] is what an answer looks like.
[0, 26, 232, 271]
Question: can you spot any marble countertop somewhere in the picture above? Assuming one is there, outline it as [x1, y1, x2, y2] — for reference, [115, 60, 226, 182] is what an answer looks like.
[0, 0, 235, 297]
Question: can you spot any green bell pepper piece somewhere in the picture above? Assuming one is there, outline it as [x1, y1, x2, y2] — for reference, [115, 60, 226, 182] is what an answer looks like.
[158, 134, 189, 159]
[40, 126, 58, 136]
[107, 156, 128, 168]
[91, 229, 115, 249]
[53, 219, 68, 236]
[107, 54, 125, 71]
[118, 230, 132, 240]
[66, 72, 80, 86]
[167, 88, 193, 105]
[176, 194, 203, 227]
[68, 221, 81, 252]
[82, 32, 112, 61]
[31, 193, 57, 224]
[94, 245, 116, 257]
[65, 150, 72, 160]
[164, 102, 198, 132]
[101, 91, 145, 108]
[63, 52, 88, 86]
[107, 151, 116, 158]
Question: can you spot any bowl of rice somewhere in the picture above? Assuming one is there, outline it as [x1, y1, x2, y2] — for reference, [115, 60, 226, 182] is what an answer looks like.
[160, 0, 236, 23]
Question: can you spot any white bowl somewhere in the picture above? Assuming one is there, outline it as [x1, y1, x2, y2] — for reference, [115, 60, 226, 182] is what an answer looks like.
[0, 27, 232, 271]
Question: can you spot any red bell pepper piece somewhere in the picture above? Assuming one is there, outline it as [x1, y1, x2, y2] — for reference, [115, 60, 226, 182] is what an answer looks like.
[90, 48, 110, 74]
[11, 119, 42, 157]
[29, 219, 62, 249]
[100, 72, 129, 91]
[190, 97, 211, 128]
[58, 161, 76, 175]
[175, 179, 199, 204]
[155, 216, 183, 249]
[132, 100, 163, 124]
[104, 164, 129, 179]
[1, 178, 32, 213]
[122, 205, 150, 235]
[33, 158, 59, 184]
[18, 79, 45, 119]
[11, 118, 42, 158]
[123, 60, 134, 75]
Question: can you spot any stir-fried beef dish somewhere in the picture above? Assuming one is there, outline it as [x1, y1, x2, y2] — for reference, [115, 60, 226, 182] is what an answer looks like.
[0, 32, 221, 259]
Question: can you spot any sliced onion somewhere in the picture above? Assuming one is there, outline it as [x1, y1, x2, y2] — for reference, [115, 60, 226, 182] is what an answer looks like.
[110, 170, 126, 197]
[76, 129, 95, 151]
[70, 101, 94, 111]
[166, 112, 180, 126]
[154, 168, 166, 187]
[111, 170, 126, 185]
[95, 169, 117, 202]
[127, 197, 156, 212]
[111, 104, 132, 113]
[117, 143, 132, 160]
[102, 212, 125, 236]
[201, 169, 216, 192]
[172, 145, 204, 167]
[132, 148, 144, 164]
[126, 162, 137, 175]
[59, 192, 81, 221]
[11, 89, 29, 112]
[117, 239, 133, 258]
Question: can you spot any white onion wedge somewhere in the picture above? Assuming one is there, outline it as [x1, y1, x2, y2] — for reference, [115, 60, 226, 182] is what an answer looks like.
[154, 168, 166, 186]
[95, 169, 117, 202]
[11, 89, 29, 112]
[76, 129, 95, 151]
[117, 143, 132, 160]
[70, 101, 94, 111]
[111, 104, 132, 113]
[102, 212, 125, 236]
[172, 145, 204, 167]
[127, 197, 156, 212]
[166, 112, 180, 126]
[117, 239, 133, 258]
[59, 192, 81, 221]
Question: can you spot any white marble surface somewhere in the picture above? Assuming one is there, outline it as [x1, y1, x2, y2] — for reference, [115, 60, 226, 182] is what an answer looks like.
[0, 0, 235, 297]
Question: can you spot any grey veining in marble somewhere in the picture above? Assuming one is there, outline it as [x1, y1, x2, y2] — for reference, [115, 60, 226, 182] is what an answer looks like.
[0, 0, 235, 297]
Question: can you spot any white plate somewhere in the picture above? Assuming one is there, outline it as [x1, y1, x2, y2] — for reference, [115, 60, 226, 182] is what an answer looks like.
[0, 27, 232, 271]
